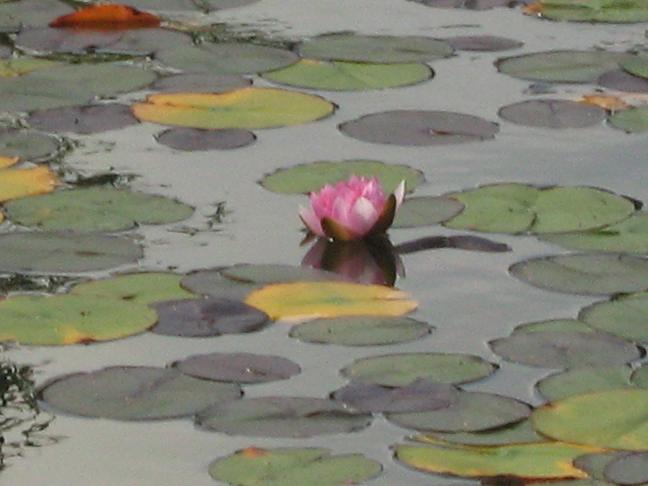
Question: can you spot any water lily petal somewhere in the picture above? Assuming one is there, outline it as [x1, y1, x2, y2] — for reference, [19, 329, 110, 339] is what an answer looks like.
[394, 180, 406, 209]
[348, 196, 380, 236]
[299, 205, 324, 236]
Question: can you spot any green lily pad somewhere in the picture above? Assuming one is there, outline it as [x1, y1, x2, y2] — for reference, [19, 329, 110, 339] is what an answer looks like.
[609, 106, 648, 133]
[574, 452, 630, 481]
[621, 56, 648, 79]
[196, 397, 372, 437]
[0, 294, 157, 345]
[289, 316, 433, 346]
[392, 196, 465, 228]
[0, 232, 142, 274]
[387, 390, 530, 433]
[444, 183, 635, 234]
[260, 159, 424, 195]
[155, 128, 255, 151]
[209, 447, 382, 486]
[496, 50, 634, 83]
[41, 366, 241, 420]
[5, 187, 194, 233]
[0, 128, 60, 162]
[0, 0, 73, 32]
[0, 58, 61, 77]
[156, 43, 298, 75]
[262, 59, 433, 91]
[510, 254, 648, 295]
[490, 331, 640, 369]
[70, 272, 196, 305]
[540, 212, 648, 254]
[180, 269, 260, 300]
[532, 0, 648, 23]
[498, 100, 606, 129]
[536, 366, 634, 401]
[340, 352, 496, 387]
[531, 388, 648, 450]
[579, 291, 648, 342]
[297, 34, 453, 63]
[604, 452, 648, 484]
[221, 263, 342, 284]
[513, 319, 595, 334]
[419, 420, 544, 446]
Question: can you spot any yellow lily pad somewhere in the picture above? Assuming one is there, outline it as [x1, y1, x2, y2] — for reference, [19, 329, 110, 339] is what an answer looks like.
[0, 156, 19, 169]
[244, 281, 417, 321]
[0, 166, 58, 210]
[131, 87, 335, 130]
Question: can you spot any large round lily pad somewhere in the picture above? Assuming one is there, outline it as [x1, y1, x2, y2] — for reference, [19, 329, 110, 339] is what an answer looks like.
[536, 366, 634, 402]
[262, 59, 433, 91]
[531, 389, 648, 450]
[195, 397, 372, 437]
[5, 187, 194, 232]
[297, 34, 453, 63]
[0, 58, 61, 78]
[132, 88, 335, 129]
[510, 254, 648, 295]
[26, 104, 138, 135]
[175, 352, 300, 384]
[0, 232, 142, 273]
[598, 69, 648, 93]
[0, 166, 58, 206]
[574, 451, 629, 481]
[419, 420, 544, 446]
[386, 391, 531, 432]
[513, 319, 595, 334]
[444, 183, 636, 234]
[260, 159, 423, 195]
[245, 281, 417, 321]
[540, 212, 648, 254]
[0, 294, 157, 345]
[156, 43, 298, 75]
[530, 0, 648, 23]
[498, 100, 606, 129]
[393, 196, 465, 228]
[604, 452, 648, 484]
[289, 316, 433, 346]
[579, 292, 648, 342]
[0, 128, 59, 162]
[0, 0, 73, 33]
[116, 0, 260, 11]
[221, 263, 342, 284]
[340, 352, 496, 387]
[41, 366, 241, 420]
[496, 50, 634, 83]
[209, 447, 382, 486]
[151, 73, 251, 93]
[156, 127, 255, 151]
[490, 331, 640, 369]
[339, 110, 499, 146]
[180, 269, 260, 301]
[609, 106, 648, 133]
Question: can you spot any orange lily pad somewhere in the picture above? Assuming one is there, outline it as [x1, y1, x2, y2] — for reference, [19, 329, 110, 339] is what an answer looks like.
[0, 156, 19, 169]
[49, 4, 160, 29]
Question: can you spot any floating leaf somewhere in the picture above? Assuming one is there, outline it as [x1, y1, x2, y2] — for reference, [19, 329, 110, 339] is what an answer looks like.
[510, 254, 648, 295]
[5, 187, 193, 232]
[0, 166, 58, 205]
[526, 0, 648, 22]
[297, 34, 453, 63]
[262, 59, 433, 91]
[196, 397, 372, 437]
[0, 129, 59, 162]
[490, 331, 640, 369]
[444, 183, 635, 234]
[0, 58, 60, 77]
[541, 212, 648, 254]
[513, 319, 595, 334]
[604, 452, 648, 484]
[209, 447, 382, 486]
[70, 272, 195, 305]
[132, 88, 334, 130]
[579, 94, 631, 111]
[156, 43, 298, 75]
[151, 298, 269, 337]
[497, 50, 634, 83]
[260, 159, 423, 195]
[49, 4, 161, 28]
[0, 232, 142, 273]
[118, 0, 259, 11]
[339, 110, 499, 146]
[41, 366, 241, 420]
[27, 104, 138, 135]
[394, 442, 599, 480]
[340, 352, 496, 387]
[446, 35, 523, 52]
[289, 316, 432, 346]
[598, 69, 648, 93]
[175, 352, 300, 384]
[498, 100, 606, 128]
[0, 156, 18, 169]
[244, 281, 417, 321]
[579, 292, 648, 342]
[151, 73, 251, 93]
[0, 294, 156, 345]
[409, 0, 513, 9]
[574, 451, 629, 481]
[0, 0, 73, 32]
[386, 391, 530, 432]
[537, 366, 634, 401]
[392, 196, 464, 228]
[420, 420, 544, 446]
[180, 269, 259, 301]
[156, 127, 255, 151]
[221, 264, 342, 284]
[609, 106, 648, 133]
[531, 389, 648, 450]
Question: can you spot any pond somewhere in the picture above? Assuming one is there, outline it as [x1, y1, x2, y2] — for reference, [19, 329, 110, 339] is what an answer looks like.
[1, 0, 648, 484]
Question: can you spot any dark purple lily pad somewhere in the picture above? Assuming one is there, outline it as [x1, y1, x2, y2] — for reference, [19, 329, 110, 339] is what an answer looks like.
[155, 127, 256, 151]
[151, 73, 251, 93]
[574, 451, 630, 481]
[27, 104, 138, 135]
[386, 391, 531, 432]
[151, 297, 270, 337]
[598, 69, 648, 93]
[221, 263, 344, 284]
[195, 396, 372, 437]
[604, 452, 648, 485]
[489, 331, 641, 369]
[339, 110, 499, 146]
[331, 380, 457, 413]
[498, 100, 606, 128]
[408, 0, 513, 9]
[40, 366, 242, 421]
[180, 269, 260, 301]
[175, 352, 300, 384]
[446, 35, 523, 52]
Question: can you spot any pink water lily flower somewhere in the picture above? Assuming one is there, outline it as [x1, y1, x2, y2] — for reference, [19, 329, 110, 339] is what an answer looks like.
[299, 176, 405, 241]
